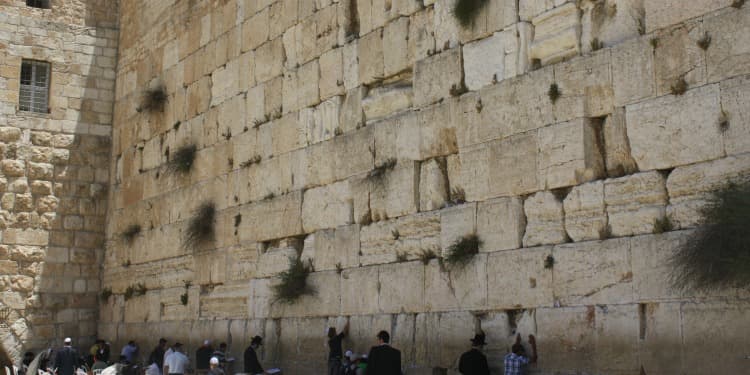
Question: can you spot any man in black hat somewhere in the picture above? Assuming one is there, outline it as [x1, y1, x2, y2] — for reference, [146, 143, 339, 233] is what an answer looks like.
[243, 336, 265, 375]
[366, 330, 401, 375]
[458, 332, 490, 375]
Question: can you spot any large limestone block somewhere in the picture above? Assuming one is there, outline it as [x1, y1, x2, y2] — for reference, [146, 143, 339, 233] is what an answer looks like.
[553, 238, 634, 305]
[681, 301, 750, 374]
[529, 3, 581, 65]
[360, 212, 441, 265]
[644, 0, 732, 33]
[626, 84, 724, 171]
[440, 203, 477, 257]
[519, 0, 565, 21]
[303, 224, 360, 271]
[537, 118, 605, 189]
[580, 0, 645, 51]
[488, 132, 541, 198]
[237, 191, 303, 243]
[210, 60, 240, 107]
[605, 171, 668, 237]
[270, 271, 342, 318]
[255, 245, 299, 279]
[301, 181, 353, 232]
[242, 7, 269, 52]
[342, 40, 360, 90]
[630, 231, 688, 301]
[414, 48, 463, 107]
[424, 254, 488, 311]
[378, 262, 425, 313]
[593, 304, 640, 373]
[358, 29, 385, 85]
[194, 250, 228, 286]
[383, 17, 411, 77]
[447, 145, 490, 202]
[602, 108, 638, 177]
[340, 87, 365, 133]
[563, 181, 607, 242]
[408, 6, 436, 64]
[720, 74, 750, 156]
[463, 29, 517, 91]
[433, 0, 461, 50]
[418, 99, 459, 158]
[415, 312, 476, 369]
[553, 51, 613, 120]
[371, 111, 421, 163]
[369, 160, 420, 220]
[227, 243, 260, 281]
[535, 306, 596, 370]
[486, 246, 554, 309]
[612, 38, 656, 106]
[653, 22, 707, 97]
[254, 38, 284, 83]
[476, 197, 525, 251]
[319, 48, 345, 100]
[523, 191, 568, 247]
[198, 282, 250, 319]
[705, 6, 750, 83]
[666, 154, 750, 228]
[361, 83, 414, 122]
[637, 302, 684, 374]
[334, 126, 375, 180]
[341, 266, 380, 315]
[307, 96, 342, 145]
[478, 68, 555, 142]
[419, 158, 449, 212]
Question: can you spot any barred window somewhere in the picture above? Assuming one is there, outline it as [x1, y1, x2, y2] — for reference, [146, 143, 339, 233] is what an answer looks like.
[19, 60, 50, 114]
[26, 0, 51, 9]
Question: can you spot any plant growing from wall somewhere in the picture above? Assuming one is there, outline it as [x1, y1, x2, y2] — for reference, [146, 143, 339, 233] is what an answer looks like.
[100, 287, 112, 302]
[696, 32, 712, 50]
[590, 38, 604, 51]
[121, 224, 141, 244]
[670, 77, 688, 95]
[452, 0, 489, 28]
[418, 248, 438, 265]
[273, 257, 314, 304]
[653, 216, 674, 234]
[548, 83, 561, 103]
[136, 86, 168, 113]
[183, 201, 216, 250]
[731, 0, 745, 8]
[396, 251, 408, 262]
[181, 280, 191, 306]
[669, 183, 750, 292]
[124, 283, 147, 301]
[368, 158, 397, 179]
[544, 255, 555, 269]
[445, 234, 482, 268]
[167, 144, 197, 174]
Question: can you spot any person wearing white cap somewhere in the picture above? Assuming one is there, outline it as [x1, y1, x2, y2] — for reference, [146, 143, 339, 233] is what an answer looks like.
[54, 338, 79, 375]
[207, 357, 224, 375]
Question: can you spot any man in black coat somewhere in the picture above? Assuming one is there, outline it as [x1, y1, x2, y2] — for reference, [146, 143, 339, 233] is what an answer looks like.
[243, 336, 265, 375]
[458, 333, 490, 375]
[54, 338, 79, 375]
[366, 331, 401, 375]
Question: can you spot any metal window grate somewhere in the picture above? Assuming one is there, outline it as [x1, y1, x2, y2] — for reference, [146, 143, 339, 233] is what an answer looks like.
[19, 60, 50, 114]
[26, 0, 51, 9]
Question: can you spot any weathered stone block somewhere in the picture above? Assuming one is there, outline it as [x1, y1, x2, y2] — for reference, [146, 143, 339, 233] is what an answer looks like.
[440, 203, 476, 257]
[681, 301, 750, 374]
[369, 160, 420, 220]
[418, 99, 458, 158]
[302, 224, 360, 271]
[612, 38, 655, 106]
[563, 180, 607, 242]
[270, 271, 341, 318]
[341, 266, 380, 315]
[553, 238, 633, 305]
[424, 253, 487, 311]
[301, 181, 353, 232]
[334, 127, 375, 180]
[255, 246, 299, 279]
[378, 262, 425, 313]
[720, 74, 750, 156]
[419, 158, 449, 212]
[358, 29, 384, 85]
[408, 6, 436, 64]
[605, 171, 668, 237]
[199, 282, 250, 319]
[553, 51, 613, 120]
[319, 48, 344, 100]
[536, 306, 596, 370]
[463, 29, 514, 91]
[638, 302, 683, 374]
[594, 304, 640, 373]
[489, 132, 541, 198]
[446, 145, 490, 201]
[254, 38, 284, 83]
[631, 231, 688, 301]
[523, 191, 568, 247]
[486, 246, 553, 309]
[360, 212, 441, 265]
[383, 17, 411, 77]
[476, 197, 525, 251]
[602, 108, 638, 177]
[653, 22, 707, 97]
[666, 154, 750, 228]
[237, 191, 303, 243]
[644, 0, 731, 33]
[705, 6, 750, 83]
[538, 118, 605, 189]
[529, 3, 581, 65]
[362, 83, 414, 122]
[581, 0, 644, 52]
[242, 7, 269, 52]
[626, 84, 723, 171]
[414, 48, 463, 107]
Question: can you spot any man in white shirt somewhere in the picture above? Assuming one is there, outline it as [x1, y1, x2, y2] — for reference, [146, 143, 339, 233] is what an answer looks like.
[163, 343, 189, 375]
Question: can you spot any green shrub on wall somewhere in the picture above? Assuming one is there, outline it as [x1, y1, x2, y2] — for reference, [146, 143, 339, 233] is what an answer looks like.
[670, 183, 750, 292]
[273, 257, 314, 304]
[453, 0, 490, 28]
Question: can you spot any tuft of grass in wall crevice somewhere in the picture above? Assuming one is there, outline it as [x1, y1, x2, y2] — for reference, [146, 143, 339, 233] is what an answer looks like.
[452, 0, 490, 28]
[273, 257, 315, 304]
[368, 158, 397, 179]
[136, 86, 168, 113]
[167, 144, 197, 175]
[183, 201, 216, 250]
[670, 77, 688, 96]
[669, 182, 750, 292]
[548, 83, 561, 103]
[121, 224, 141, 244]
[99, 287, 112, 302]
[653, 216, 674, 234]
[418, 248, 438, 265]
[445, 234, 482, 268]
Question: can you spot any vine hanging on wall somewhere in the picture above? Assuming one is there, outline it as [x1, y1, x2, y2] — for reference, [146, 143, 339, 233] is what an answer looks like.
[669, 182, 750, 292]
[453, 0, 490, 28]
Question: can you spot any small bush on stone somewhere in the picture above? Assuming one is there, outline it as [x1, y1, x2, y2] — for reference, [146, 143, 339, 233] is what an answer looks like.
[590, 38, 604, 51]
[653, 216, 674, 234]
[180, 293, 188, 306]
[670, 77, 688, 96]
[100, 287, 112, 302]
[124, 283, 147, 301]
[718, 111, 730, 132]
[368, 158, 397, 179]
[452, 0, 489, 28]
[548, 83, 561, 103]
[121, 224, 141, 244]
[649, 37, 659, 49]
[396, 251, 408, 262]
[167, 144, 197, 174]
[544, 255, 555, 269]
[136, 86, 167, 113]
[445, 234, 482, 268]
[335, 262, 343, 274]
[449, 187, 467, 206]
[731, 0, 745, 8]
[670, 183, 750, 292]
[696, 32, 712, 50]
[183, 202, 216, 250]
[273, 257, 314, 304]
[391, 229, 400, 240]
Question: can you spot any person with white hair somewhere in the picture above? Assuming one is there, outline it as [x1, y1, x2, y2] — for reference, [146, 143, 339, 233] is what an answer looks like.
[54, 338, 79, 375]
[207, 358, 224, 375]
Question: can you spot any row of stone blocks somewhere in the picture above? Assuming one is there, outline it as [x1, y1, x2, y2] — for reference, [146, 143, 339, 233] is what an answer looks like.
[100, 293, 750, 374]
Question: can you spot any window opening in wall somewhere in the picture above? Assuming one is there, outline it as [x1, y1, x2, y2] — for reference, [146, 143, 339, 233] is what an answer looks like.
[26, 0, 51, 9]
[19, 60, 50, 114]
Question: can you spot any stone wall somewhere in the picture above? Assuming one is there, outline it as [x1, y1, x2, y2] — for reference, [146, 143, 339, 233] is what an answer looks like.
[103, 0, 750, 374]
[0, 0, 118, 362]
